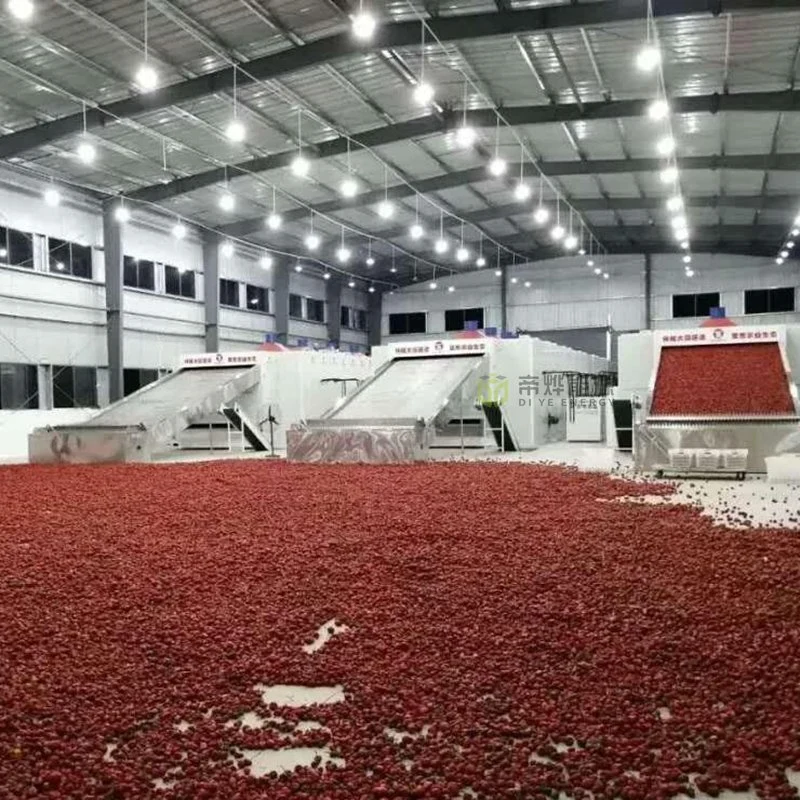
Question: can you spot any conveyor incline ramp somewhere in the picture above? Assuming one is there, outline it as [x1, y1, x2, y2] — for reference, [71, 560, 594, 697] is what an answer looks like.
[329, 355, 484, 424]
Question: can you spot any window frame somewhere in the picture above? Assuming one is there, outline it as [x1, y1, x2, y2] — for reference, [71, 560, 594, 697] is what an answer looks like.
[388, 311, 427, 335]
[671, 292, 721, 319]
[164, 265, 196, 299]
[245, 284, 269, 313]
[744, 286, 795, 315]
[219, 278, 240, 308]
[0, 225, 34, 269]
[48, 237, 93, 279]
[52, 365, 98, 408]
[123, 256, 156, 291]
[444, 307, 485, 332]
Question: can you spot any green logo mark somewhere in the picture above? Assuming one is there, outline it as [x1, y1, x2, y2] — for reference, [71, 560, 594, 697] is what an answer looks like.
[476, 374, 509, 406]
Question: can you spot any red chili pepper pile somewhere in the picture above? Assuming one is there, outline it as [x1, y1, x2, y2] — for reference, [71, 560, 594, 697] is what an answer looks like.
[651, 343, 795, 416]
[1, 461, 799, 799]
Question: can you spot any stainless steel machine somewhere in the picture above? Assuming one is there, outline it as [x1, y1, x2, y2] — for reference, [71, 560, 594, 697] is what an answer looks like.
[629, 324, 800, 475]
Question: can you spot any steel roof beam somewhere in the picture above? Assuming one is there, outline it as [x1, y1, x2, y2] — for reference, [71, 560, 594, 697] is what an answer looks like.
[214, 154, 800, 238]
[122, 91, 800, 204]
[0, 0, 797, 157]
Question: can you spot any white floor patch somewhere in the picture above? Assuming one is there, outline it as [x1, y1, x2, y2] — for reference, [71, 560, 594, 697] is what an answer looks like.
[254, 684, 345, 707]
[103, 743, 117, 763]
[384, 724, 430, 744]
[236, 746, 344, 777]
[303, 619, 349, 654]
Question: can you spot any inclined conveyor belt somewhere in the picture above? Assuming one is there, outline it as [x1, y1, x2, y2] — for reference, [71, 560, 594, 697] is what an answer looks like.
[77, 366, 249, 429]
[327, 356, 484, 424]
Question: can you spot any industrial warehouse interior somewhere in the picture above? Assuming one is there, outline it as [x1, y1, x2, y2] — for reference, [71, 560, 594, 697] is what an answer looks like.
[2, 0, 800, 797]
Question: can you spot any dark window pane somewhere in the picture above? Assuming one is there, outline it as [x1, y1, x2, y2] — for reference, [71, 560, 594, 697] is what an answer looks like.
[0, 363, 38, 409]
[48, 238, 70, 274]
[307, 298, 324, 322]
[744, 289, 769, 315]
[8, 228, 33, 268]
[140, 369, 158, 387]
[672, 294, 696, 318]
[138, 260, 155, 291]
[444, 309, 463, 331]
[289, 294, 303, 318]
[72, 244, 92, 279]
[220, 279, 239, 307]
[408, 312, 426, 334]
[165, 265, 181, 296]
[464, 307, 484, 328]
[123, 368, 140, 397]
[246, 284, 268, 312]
[355, 309, 367, 331]
[123, 256, 138, 288]
[73, 367, 97, 407]
[389, 313, 407, 335]
[180, 270, 195, 298]
[770, 287, 795, 312]
[696, 293, 720, 317]
[340, 305, 351, 327]
[52, 366, 75, 408]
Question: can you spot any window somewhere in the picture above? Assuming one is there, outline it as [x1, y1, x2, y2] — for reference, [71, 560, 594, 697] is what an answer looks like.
[246, 284, 268, 312]
[48, 238, 92, 279]
[123, 256, 155, 290]
[340, 305, 351, 328]
[445, 307, 484, 332]
[52, 366, 97, 408]
[0, 226, 34, 269]
[0, 363, 37, 409]
[165, 265, 196, 299]
[354, 308, 367, 331]
[389, 312, 427, 335]
[745, 287, 795, 315]
[220, 278, 240, 307]
[672, 292, 720, 319]
[307, 298, 325, 323]
[289, 293, 304, 319]
[123, 368, 159, 397]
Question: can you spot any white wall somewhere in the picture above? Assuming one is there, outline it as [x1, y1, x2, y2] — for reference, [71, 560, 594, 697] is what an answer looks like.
[382, 252, 800, 339]
[0, 409, 95, 462]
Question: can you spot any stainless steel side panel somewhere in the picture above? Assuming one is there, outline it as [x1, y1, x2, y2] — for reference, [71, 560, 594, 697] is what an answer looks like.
[28, 428, 152, 464]
[287, 424, 428, 463]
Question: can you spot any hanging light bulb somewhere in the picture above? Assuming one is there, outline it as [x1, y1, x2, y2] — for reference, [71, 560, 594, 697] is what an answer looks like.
[780, 249, 789, 259]
[323, 272, 331, 280]
[671, 214, 688, 229]
[351, 9, 377, 40]
[564, 234, 578, 250]
[587, 259, 595, 268]
[259, 254, 273, 269]
[291, 154, 310, 177]
[648, 99, 670, 120]
[656, 136, 676, 156]
[456, 125, 477, 148]
[476, 255, 486, 267]
[788, 241, 795, 249]
[636, 44, 661, 72]
[409, 222, 424, 240]
[776, 257, 785, 265]
[456, 245, 469, 262]
[135, 63, 158, 92]
[366, 255, 375, 266]
[524, 281, 531, 288]
[434, 238, 449, 254]
[578, 247, 585, 256]
[266, 212, 282, 231]
[221, 240, 234, 257]
[294, 263, 303, 272]
[76, 141, 96, 164]
[429, 281, 438, 290]
[533, 206, 550, 225]
[602, 272, 609, 280]
[660, 166, 679, 184]
[666, 196, 683, 212]
[792, 228, 800, 237]
[494, 269, 502, 277]
[413, 81, 435, 106]
[305, 232, 321, 251]
[340, 177, 359, 198]
[685, 268, 695, 277]
[368, 285, 376, 293]
[377, 200, 394, 219]
[683, 255, 692, 264]
[510, 277, 518, 284]
[514, 182, 531, 201]
[447, 285, 455, 293]
[680, 240, 690, 249]
[336, 246, 352, 263]
[43, 186, 61, 207]
[594, 267, 602, 275]
[550, 224, 565, 241]
[226, 119, 246, 143]
[8, 0, 34, 20]
[172, 221, 187, 240]
[218, 191, 235, 211]
[113, 204, 130, 223]
[488, 156, 507, 177]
